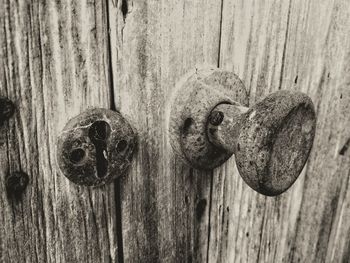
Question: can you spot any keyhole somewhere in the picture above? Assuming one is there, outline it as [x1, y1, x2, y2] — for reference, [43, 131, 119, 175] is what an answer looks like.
[89, 121, 111, 178]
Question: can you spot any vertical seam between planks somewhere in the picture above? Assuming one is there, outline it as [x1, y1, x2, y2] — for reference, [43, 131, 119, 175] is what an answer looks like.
[106, 0, 117, 111]
[114, 179, 124, 263]
[206, 172, 214, 263]
[105, 0, 124, 262]
[255, 197, 267, 263]
[217, 0, 224, 68]
[207, 1, 224, 261]
[278, 0, 292, 90]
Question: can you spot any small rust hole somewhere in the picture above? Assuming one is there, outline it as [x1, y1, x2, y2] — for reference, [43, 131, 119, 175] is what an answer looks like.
[70, 148, 86, 164]
[116, 140, 128, 152]
[182, 118, 194, 135]
[196, 199, 207, 220]
[5, 171, 29, 201]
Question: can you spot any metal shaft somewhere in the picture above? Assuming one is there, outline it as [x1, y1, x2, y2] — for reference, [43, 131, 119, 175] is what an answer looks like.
[207, 103, 249, 154]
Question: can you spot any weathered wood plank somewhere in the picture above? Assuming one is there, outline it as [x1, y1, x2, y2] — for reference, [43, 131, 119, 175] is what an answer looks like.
[108, 0, 224, 261]
[0, 1, 118, 262]
[110, 0, 350, 262]
[3, 0, 349, 262]
[209, 0, 350, 262]
[208, 1, 296, 262]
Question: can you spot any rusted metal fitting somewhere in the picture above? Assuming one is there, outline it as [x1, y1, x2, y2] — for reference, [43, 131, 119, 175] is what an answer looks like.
[168, 68, 249, 170]
[56, 108, 136, 186]
[6, 171, 29, 200]
[168, 68, 316, 196]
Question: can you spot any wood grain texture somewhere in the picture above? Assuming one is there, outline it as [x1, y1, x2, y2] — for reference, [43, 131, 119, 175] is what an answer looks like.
[108, 0, 223, 261]
[211, 0, 350, 262]
[109, 0, 350, 262]
[2, 0, 350, 262]
[0, 0, 118, 262]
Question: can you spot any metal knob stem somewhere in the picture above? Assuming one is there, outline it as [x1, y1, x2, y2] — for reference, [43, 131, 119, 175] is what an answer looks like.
[208, 103, 249, 154]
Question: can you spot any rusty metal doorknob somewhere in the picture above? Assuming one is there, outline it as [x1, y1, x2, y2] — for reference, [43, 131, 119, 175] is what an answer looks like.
[56, 108, 136, 186]
[168, 68, 316, 196]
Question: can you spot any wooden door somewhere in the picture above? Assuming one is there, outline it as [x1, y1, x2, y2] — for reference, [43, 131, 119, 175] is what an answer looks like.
[1, 0, 350, 262]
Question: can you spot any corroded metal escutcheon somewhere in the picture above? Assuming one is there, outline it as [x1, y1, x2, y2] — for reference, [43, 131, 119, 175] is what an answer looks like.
[168, 68, 316, 196]
[57, 108, 136, 186]
[168, 68, 249, 170]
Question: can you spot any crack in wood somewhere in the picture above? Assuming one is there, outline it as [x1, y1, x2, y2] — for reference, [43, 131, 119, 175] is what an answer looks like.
[339, 138, 350, 155]
[121, 0, 128, 22]
[217, 0, 224, 68]
[278, 0, 292, 90]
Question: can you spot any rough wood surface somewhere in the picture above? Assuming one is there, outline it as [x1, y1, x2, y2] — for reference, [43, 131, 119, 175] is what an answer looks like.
[108, 0, 224, 261]
[2, 0, 350, 262]
[109, 0, 350, 262]
[211, 0, 350, 262]
[0, 1, 118, 262]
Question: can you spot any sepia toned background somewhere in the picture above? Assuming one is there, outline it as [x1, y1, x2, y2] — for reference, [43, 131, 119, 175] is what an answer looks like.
[1, 0, 350, 262]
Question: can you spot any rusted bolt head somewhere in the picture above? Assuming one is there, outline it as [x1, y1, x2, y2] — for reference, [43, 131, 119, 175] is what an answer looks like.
[6, 171, 29, 200]
[56, 108, 136, 186]
[235, 90, 316, 196]
[209, 111, 224, 126]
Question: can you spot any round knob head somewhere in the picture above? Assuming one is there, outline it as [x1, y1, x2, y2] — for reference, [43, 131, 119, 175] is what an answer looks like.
[56, 108, 136, 186]
[235, 90, 316, 196]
